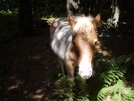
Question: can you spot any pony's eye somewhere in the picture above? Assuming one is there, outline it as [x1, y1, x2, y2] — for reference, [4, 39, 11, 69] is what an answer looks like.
[73, 41, 75, 46]
[94, 39, 98, 45]
[95, 41, 98, 45]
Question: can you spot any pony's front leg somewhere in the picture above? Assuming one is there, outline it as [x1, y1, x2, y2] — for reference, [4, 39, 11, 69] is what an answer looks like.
[57, 58, 66, 76]
[65, 61, 74, 82]
[65, 61, 75, 101]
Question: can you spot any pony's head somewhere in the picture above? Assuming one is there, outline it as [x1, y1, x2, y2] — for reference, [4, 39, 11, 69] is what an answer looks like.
[68, 14, 101, 79]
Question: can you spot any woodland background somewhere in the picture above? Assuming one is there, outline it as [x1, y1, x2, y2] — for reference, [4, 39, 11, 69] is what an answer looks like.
[0, 0, 134, 101]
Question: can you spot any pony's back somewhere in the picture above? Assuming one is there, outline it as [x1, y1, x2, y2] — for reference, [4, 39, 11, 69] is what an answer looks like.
[50, 18, 72, 60]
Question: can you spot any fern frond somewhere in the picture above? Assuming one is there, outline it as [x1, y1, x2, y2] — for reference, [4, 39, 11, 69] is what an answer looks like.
[97, 80, 134, 101]
[52, 53, 134, 101]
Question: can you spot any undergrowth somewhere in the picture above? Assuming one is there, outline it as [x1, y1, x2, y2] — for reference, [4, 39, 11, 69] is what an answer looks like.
[0, 10, 18, 44]
[46, 53, 134, 101]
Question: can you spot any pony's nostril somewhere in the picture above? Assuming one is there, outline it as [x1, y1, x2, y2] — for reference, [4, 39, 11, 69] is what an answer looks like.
[79, 71, 82, 75]
[83, 75, 88, 79]
[79, 70, 93, 79]
[89, 71, 92, 77]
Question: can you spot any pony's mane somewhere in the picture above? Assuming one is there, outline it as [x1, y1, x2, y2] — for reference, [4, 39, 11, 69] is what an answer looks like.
[73, 16, 94, 33]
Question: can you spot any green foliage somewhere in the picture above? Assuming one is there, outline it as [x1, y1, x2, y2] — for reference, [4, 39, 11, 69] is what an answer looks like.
[94, 53, 134, 101]
[73, 77, 89, 100]
[54, 75, 75, 100]
[48, 53, 134, 101]
[0, 10, 18, 44]
[45, 68, 62, 82]
[97, 80, 134, 101]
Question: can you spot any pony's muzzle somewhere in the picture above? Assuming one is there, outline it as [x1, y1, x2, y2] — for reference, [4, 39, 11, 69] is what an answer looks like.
[79, 63, 93, 79]
[79, 70, 92, 79]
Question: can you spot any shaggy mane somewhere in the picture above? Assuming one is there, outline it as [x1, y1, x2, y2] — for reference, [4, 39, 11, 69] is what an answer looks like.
[73, 16, 94, 32]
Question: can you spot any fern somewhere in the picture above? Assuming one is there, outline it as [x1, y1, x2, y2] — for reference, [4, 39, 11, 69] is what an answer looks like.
[95, 53, 134, 101]
[47, 53, 134, 101]
[74, 76, 89, 100]
[54, 75, 90, 101]
[100, 69, 125, 87]
[54, 76, 75, 100]
[97, 80, 134, 101]
[45, 68, 62, 82]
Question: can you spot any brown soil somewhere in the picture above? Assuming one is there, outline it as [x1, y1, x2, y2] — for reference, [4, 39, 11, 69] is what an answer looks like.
[0, 27, 58, 101]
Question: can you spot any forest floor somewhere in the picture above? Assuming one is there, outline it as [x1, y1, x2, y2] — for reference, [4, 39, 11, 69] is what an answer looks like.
[0, 20, 134, 101]
[0, 26, 59, 101]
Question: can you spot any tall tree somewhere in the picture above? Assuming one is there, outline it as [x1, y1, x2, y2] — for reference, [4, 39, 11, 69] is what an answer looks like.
[66, 0, 80, 16]
[18, 0, 33, 36]
[107, 0, 120, 28]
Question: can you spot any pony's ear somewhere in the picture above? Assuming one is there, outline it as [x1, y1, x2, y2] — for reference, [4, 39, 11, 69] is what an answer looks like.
[68, 15, 76, 27]
[92, 13, 101, 27]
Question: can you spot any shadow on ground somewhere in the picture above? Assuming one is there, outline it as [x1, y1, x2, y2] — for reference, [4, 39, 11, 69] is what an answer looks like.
[0, 26, 59, 101]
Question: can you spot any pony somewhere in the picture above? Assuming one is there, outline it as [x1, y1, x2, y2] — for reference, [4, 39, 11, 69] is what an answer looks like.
[50, 14, 101, 82]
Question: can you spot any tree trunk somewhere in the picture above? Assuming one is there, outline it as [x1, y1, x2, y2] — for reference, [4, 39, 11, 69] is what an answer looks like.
[33, 0, 38, 12]
[66, 0, 80, 16]
[107, 0, 120, 28]
[113, 5, 120, 27]
[18, 0, 33, 37]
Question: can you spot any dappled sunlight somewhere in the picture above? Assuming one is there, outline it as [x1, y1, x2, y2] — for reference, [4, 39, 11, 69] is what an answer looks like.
[8, 84, 19, 91]
[26, 91, 44, 100]
[28, 55, 42, 59]
[23, 90, 28, 94]
[7, 79, 23, 91]
[32, 94, 44, 99]
[35, 88, 44, 93]
[9, 75, 17, 79]
[95, 43, 110, 56]
[22, 88, 54, 100]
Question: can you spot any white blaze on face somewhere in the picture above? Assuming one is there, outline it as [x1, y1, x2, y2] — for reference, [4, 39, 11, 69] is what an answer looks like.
[78, 53, 93, 79]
